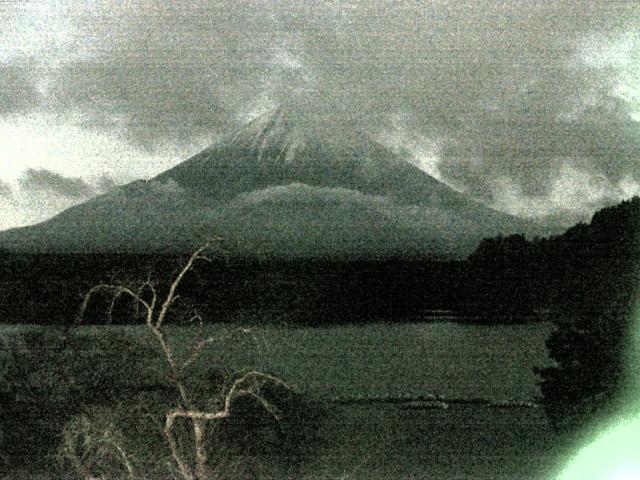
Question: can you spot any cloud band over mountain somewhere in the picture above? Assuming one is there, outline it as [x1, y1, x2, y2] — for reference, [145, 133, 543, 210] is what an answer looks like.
[19, 169, 96, 199]
[0, 168, 120, 230]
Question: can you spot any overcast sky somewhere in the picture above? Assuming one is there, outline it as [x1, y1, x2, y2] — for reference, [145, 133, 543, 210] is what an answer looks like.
[1, 0, 639, 230]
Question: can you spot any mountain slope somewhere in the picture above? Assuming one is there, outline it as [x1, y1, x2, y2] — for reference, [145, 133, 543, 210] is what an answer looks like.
[0, 107, 540, 258]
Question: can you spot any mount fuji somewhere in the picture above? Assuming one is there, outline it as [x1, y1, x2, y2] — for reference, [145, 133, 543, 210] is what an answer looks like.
[0, 108, 540, 258]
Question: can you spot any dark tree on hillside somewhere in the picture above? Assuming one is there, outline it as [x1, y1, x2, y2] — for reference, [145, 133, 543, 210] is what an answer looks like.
[537, 197, 640, 432]
[462, 233, 549, 320]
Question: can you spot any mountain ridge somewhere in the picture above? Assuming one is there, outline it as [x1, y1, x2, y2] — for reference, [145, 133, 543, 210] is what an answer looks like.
[0, 107, 542, 258]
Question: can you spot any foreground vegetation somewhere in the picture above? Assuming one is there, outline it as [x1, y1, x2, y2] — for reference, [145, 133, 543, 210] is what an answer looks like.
[0, 321, 553, 478]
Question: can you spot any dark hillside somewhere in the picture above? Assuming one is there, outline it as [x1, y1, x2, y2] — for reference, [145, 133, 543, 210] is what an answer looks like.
[461, 197, 640, 321]
[0, 253, 465, 326]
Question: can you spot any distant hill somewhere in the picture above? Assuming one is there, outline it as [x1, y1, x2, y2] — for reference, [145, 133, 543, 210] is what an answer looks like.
[0, 107, 539, 258]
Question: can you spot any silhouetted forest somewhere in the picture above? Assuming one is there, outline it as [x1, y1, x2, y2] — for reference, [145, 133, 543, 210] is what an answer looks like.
[465, 196, 640, 430]
[0, 198, 638, 331]
[0, 253, 466, 326]
[462, 198, 639, 319]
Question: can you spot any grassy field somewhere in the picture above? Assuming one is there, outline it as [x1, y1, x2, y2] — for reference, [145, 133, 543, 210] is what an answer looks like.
[1, 321, 565, 478]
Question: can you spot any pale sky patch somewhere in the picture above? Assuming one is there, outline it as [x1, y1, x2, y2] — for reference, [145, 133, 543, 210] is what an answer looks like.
[0, 112, 188, 184]
[491, 163, 640, 225]
[0, 112, 201, 229]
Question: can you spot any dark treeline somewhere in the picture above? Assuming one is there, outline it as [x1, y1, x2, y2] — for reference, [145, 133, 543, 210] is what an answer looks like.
[0, 197, 638, 329]
[0, 252, 466, 326]
[461, 198, 640, 321]
[467, 197, 640, 431]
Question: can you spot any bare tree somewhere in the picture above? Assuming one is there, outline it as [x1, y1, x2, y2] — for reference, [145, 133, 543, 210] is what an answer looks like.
[78, 241, 288, 480]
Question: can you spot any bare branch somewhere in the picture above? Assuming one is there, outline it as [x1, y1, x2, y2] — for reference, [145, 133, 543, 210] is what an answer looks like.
[242, 391, 282, 421]
[156, 242, 214, 329]
[164, 371, 290, 426]
[164, 414, 194, 480]
[224, 371, 291, 414]
[77, 241, 291, 480]
[106, 290, 123, 324]
[137, 278, 158, 305]
[182, 336, 220, 369]
[162, 369, 288, 480]
[77, 284, 152, 324]
[148, 325, 192, 408]
[136, 278, 158, 324]
[96, 435, 136, 480]
[193, 419, 208, 480]
[182, 327, 258, 369]
[236, 371, 290, 389]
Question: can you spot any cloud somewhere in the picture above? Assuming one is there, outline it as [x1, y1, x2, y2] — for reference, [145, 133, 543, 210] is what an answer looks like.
[95, 174, 119, 194]
[146, 178, 185, 196]
[0, 169, 122, 230]
[233, 182, 387, 207]
[16, 168, 120, 201]
[0, 0, 639, 222]
[0, 112, 187, 183]
[18, 168, 96, 199]
[0, 64, 37, 114]
[0, 180, 12, 198]
[221, 181, 504, 257]
[490, 164, 640, 226]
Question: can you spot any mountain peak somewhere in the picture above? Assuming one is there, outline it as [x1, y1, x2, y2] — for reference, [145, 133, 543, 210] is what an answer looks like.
[231, 106, 368, 152]
[0, 106, 541, 257]
[231, 106, 310, 163]
[156, 106, 484, 208]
